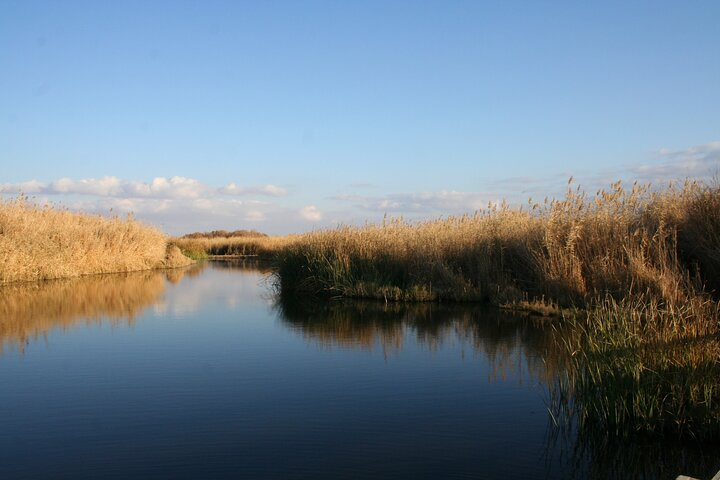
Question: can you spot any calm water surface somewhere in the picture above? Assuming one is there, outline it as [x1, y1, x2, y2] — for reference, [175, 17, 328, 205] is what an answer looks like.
[0, 261, 717, 479]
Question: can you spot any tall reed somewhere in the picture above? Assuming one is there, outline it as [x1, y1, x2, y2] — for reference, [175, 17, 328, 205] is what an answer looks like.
[0, 195, 192, 283]
[277, 180, 720, 308]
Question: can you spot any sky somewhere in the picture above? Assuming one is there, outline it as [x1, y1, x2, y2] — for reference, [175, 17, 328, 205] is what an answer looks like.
[1, 0, 719, 235]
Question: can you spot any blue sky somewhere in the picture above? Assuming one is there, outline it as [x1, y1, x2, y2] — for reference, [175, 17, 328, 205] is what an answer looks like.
[1, 0, 719, 234]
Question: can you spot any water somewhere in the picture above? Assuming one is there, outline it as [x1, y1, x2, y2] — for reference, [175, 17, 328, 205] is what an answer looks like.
[0, 261, 717, 479]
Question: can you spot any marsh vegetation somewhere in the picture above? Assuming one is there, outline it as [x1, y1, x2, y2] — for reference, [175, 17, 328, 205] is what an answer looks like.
[277, 180, 719, 306]
[0, 196, 193, 284]
[172, 233, 295, 260]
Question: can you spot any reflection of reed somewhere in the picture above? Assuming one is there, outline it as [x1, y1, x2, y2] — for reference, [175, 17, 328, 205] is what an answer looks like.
[550, 297, 720, 441]
[165, 262, 207, 284]
[547, 423, 720, 480]
[278, 296, 720, 475]
[276, 298, 562, 383]
[0, 271, 168, 352]
[209, 258, 275, 274]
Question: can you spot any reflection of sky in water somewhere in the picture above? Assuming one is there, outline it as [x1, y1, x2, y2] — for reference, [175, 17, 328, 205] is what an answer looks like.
[157, 262, 274, 317]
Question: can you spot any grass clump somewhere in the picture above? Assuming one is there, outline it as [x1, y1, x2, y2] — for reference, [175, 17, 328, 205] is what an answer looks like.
[0, 195, 193, 284]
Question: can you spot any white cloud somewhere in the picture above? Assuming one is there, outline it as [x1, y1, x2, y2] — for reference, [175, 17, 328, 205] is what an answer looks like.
[299, 205, 322, 221]
[0, 179, 45, 193]
[0, 176, 288, 199]
[220, 182, 287, 197]
[51, 176, 124, 196]
[0, 175, 302, 235]
[333, 191, 495, 214]
[244, 210, 265, 221]
[631, 141, 720, 181]
[192, 198, 215, 210]
[147, 176, 205, 198]
[330, 141, 720, 219]
[259, 184, 288, 196]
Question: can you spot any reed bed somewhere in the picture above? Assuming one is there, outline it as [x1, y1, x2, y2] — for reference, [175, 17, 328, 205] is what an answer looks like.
[278, 210, 543, 303]
[0, 195, 193, 284]
[277, 180, 720, 307]
[172, 234, 296, 260]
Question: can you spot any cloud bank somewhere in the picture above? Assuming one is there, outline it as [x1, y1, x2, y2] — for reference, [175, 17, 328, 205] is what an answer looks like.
[0, 176, 302, 235]
[0, 176, 287, 199]
[633, 141, 720, 182]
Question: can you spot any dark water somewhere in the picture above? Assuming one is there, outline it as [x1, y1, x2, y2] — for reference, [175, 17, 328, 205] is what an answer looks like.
[0, 261, 717, 479]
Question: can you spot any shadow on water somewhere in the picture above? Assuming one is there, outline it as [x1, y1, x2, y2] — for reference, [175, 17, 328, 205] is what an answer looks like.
[0, 264, 205, 353]
[547, 426, 720, 480]
[276, 295, 720, 480]
[277, 296, 559, 381]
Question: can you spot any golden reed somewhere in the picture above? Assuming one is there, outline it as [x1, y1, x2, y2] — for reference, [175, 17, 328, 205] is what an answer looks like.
[0, 195, 192, 284]
[277, 180, 720, 308]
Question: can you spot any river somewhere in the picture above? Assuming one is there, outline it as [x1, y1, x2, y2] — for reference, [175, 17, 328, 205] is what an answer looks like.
[0, 260, 716, 479]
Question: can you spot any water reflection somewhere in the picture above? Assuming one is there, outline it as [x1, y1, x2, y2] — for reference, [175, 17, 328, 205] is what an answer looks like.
[165, 262, 206, 284]
[1, 261, 718, 479]
[210, 258, 275, 274]
[154, 260, 273, 317]
[0, 265, 203, 353]
[277, 296, 720, 479]
[277, 297, 561, 384]
[546, 426, 720, 480]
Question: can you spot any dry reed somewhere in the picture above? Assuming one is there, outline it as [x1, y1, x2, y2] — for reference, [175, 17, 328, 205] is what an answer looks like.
[277, 180, 720, 308]
[0, 195, 193, 284]
[172, 234, 296, 260]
